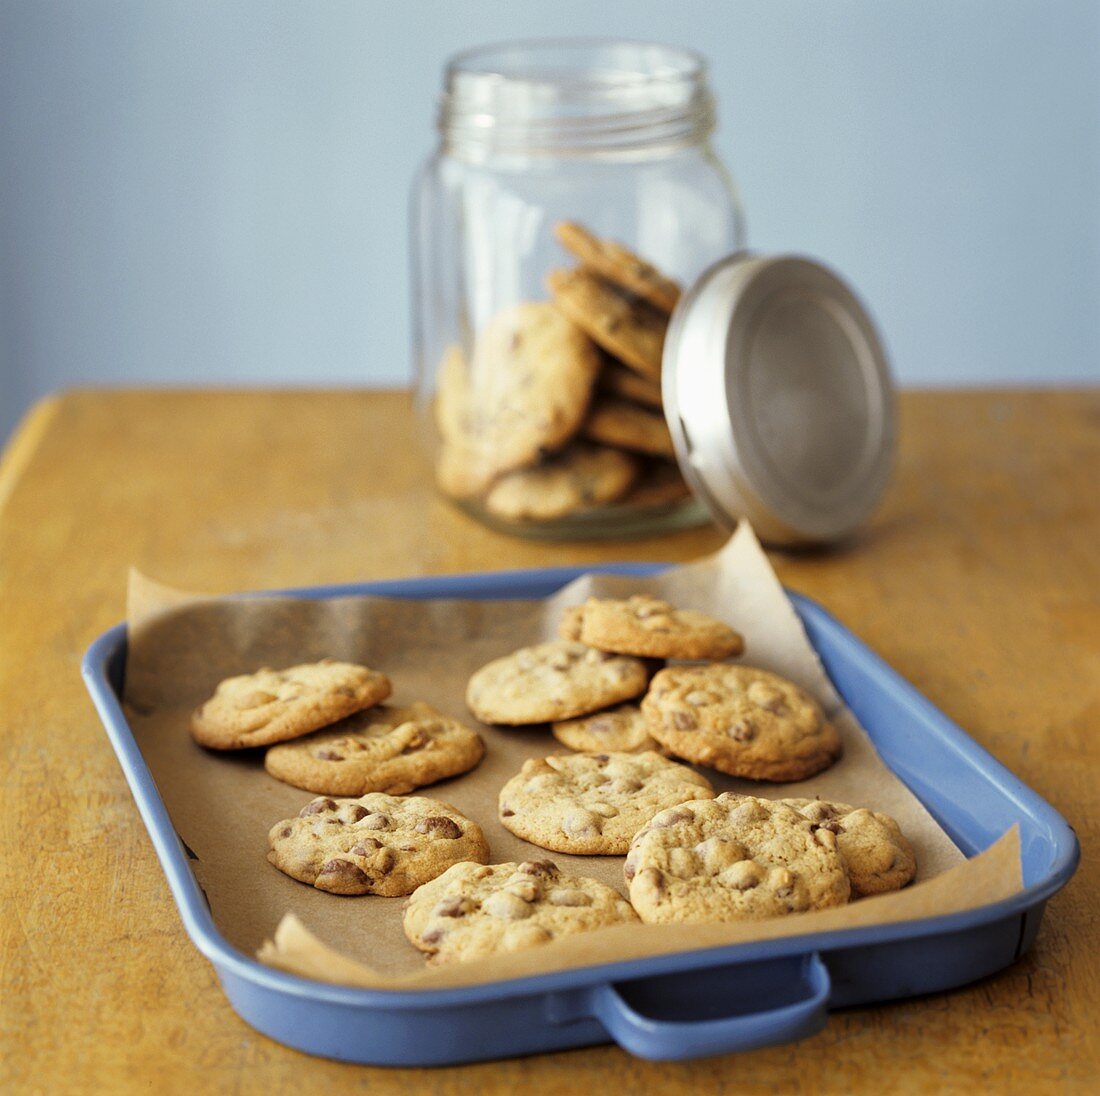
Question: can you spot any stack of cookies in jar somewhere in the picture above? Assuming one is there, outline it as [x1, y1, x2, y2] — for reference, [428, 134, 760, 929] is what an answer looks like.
[434, 222, 691, 525]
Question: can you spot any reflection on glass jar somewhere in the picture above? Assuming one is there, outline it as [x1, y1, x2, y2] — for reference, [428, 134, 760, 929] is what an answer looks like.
[412, 40, 745, 538]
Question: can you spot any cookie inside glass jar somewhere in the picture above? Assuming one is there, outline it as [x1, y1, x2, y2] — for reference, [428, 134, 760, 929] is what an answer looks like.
[431, 222, 699, 538]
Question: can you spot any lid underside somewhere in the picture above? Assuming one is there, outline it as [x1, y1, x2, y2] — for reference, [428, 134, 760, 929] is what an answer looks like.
[664, 254, 896, 546]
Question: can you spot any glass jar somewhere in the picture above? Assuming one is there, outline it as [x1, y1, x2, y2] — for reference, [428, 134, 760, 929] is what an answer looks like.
[412, 39, 745, 538]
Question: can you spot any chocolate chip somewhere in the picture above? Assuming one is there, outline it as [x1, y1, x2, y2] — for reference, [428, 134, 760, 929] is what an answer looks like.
[350, 839, 382, 855]
[422, 928, 445, 946]
[812, 819, 842, 834]
[375, 848, 396, 874]
[415, 816, 462, 839]
[501, 805, 515, 818]
[624, 861, 636, 881]
[671, 710, 698, 731]
[299, 798, 337, 817]
[360, 813, 391, 830]
[592, 753, 609, 763]
[347, 805, 368, 822]
[435, 896, 470, 918]
[279, 826, 292, 838]
[507, 880, 540, 903]
[518, 859, 558, 878]
[319, 859, 369, 885]
[314, 748, 344, 761]
[401, 730, 429, 754]
[652, 807, 693, 828]
[730, 720, 755, 742]
[548, 888, 593, 907]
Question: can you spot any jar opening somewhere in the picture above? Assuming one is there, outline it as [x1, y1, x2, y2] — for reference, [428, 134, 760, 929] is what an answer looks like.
[440, 39, 715, 157]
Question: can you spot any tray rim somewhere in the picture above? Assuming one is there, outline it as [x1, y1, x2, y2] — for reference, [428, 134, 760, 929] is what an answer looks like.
[81, 563, 1080, 1010]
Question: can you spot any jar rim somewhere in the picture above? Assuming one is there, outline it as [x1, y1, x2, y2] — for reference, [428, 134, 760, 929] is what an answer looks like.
[440, 38, 715, 156]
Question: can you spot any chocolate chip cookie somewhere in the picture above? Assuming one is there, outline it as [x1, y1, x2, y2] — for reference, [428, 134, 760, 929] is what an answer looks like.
[782, 798, 917, 897]
[641, 664, 842, 782]
[498, 751, 713, 854]
[582, 396, 675, 458]
[547, 268, 666, 380]
[264, 702, 485, 796]
[403, 858, 638, 965]
[600, 359, 664, 409]
[567, 595, 744, 661]
[551, 702, 666, 755]
[466, 640, 650, 725]
[190, 659, 392, 750]
[484, 442, 637, 522]
[437, 301, 601, 489]
[625, 793, 851, 923]
[554, 221, 681, 313]
[268, 792, 489, 897]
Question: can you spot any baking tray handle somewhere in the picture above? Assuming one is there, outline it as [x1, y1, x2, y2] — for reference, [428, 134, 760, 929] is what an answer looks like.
[589, 952, 831, 1061]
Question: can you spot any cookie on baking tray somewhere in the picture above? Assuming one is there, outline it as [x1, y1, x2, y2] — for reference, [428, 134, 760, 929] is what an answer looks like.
[403, 858, 638, 965]
[547, 268, 666, 380]
[551, 702, 666, 755]
[641, 664, 841, 782]
[624, 793, 851, 924]
[568, 594, 744, 661]
[267, 792, 488, 897]
[466, 640, 650, 725]
[782, 798, 917, 897]
[190, 659, 392, 750]
[484, 442, 637, 522]
[582, 396, 676, 459]
[263, 702, 485, 796]
[498, 751, 713, 855]
[554, 221, 681, 313]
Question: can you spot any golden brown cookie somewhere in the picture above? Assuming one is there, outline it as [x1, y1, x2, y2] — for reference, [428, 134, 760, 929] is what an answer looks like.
[435, 302, 601, 490]
[435, 439, 499, 500]
[433, 344, 469, 445]
[582, 397, 675, 458]
[263, 702, 485, 796]
[498, 751, 713, 854]
[570, 595, 744, 661]
[600, 359, 664, 409]
[781, 798, 917, 897]
[466, 640, 651, 725]
[555, 221, 681, 313]
[624, 793, 851, 923]
[403, 859, 638, 965]
[642, 665, 841, 782]
[551, 703, 666, 755]
[190, 660, 392, 750]
[547, 268, 666, 380]
[559, 604, 585, 641]
[483, 442, 637, 522]
[267, 792, 489, 897]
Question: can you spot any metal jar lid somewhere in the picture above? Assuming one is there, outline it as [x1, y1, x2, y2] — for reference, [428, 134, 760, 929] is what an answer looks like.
[663, 253, 896, 546]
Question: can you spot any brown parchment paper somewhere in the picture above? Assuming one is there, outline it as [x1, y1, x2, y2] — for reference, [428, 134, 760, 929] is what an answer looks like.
[123, 523, 1023, 990]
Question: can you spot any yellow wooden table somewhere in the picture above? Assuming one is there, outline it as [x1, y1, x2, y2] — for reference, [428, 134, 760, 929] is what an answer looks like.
[1, 388, 1096, 1093]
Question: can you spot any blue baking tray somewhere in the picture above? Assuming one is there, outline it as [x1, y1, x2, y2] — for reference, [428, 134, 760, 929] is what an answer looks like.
[81, 565, 1079, 1066]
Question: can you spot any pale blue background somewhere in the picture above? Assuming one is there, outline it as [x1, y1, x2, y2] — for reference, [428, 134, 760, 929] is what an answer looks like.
[2, 0, 1098, 442]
